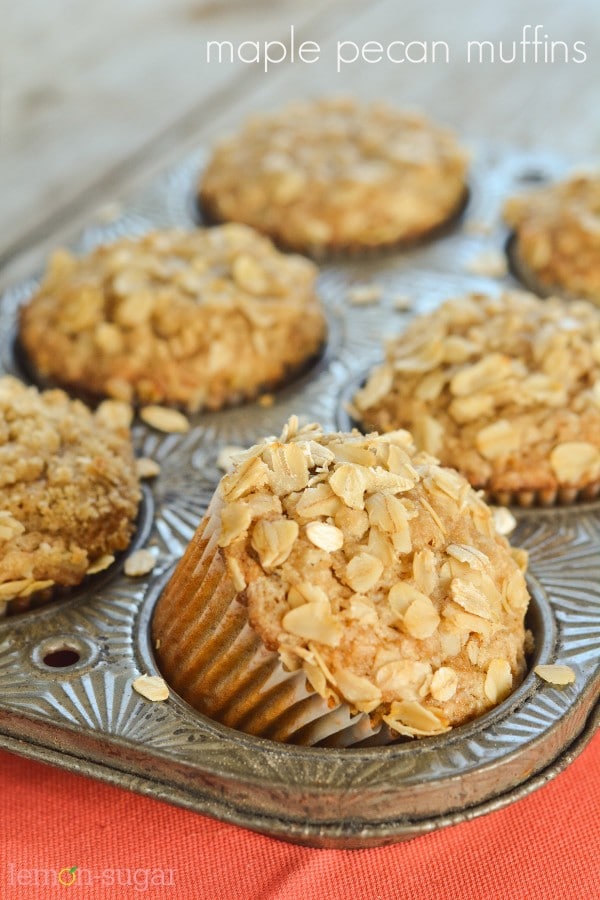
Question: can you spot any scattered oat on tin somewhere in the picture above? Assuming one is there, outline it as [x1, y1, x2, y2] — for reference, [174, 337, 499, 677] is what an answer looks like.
[86, 554, 115, 575]
[534, 664, 576, 685]
[465, 249, 508, 278]
[348, 283, 383, 306]
[124, 549, 157, 577]
[135, 457, 161, 479]
[132, 674, 169, 702]
[140, 406, 190, 433]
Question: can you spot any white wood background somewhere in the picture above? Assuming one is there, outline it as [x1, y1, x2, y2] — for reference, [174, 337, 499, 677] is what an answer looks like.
[2, 0, 599, 287]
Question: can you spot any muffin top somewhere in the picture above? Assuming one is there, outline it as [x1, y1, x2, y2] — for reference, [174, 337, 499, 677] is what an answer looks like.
[216, 419, 529, 737]
[354, 290, 600, 501]
[0, 377, 140, 604]
[19, 225, 325, 412]
[504, 173, 600, 303]
[200, 97, 468, 253]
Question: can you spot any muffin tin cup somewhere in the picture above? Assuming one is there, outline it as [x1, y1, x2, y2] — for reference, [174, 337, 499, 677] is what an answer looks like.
[0, 141, 598, 847]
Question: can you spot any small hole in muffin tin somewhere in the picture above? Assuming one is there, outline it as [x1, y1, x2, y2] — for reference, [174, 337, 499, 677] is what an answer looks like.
[32, 634, 98, 673]
[43, 648, 80, 667]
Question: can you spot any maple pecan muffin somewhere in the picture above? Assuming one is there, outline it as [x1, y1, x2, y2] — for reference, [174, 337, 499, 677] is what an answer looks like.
[153, 419, 530, 746]
[354, 290, 600, 506]
[0, 377, 140, 615]
[199, 97, 469, 256]
[19, 225, 326, 412]
[504, 173, 600, 304]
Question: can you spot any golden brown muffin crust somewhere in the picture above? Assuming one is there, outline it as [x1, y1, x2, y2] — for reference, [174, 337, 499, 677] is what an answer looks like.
[354, 290, 600, 502]
[504, 173, 600, 304]
[200, 97, 468, 254]
[0, 377, 140, 610]
[20, 226, 327, 412]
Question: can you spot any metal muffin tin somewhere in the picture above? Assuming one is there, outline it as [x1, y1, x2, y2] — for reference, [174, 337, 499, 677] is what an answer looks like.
[0, 144, 599, 849]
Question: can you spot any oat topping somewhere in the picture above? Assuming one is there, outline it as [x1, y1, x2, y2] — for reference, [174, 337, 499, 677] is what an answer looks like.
[217, 419, 530, 734]
[504, 173, 600, 304]
[20, 225, 327, 412]
[200, 97, 468, 253]
[534, 664, 576, 685]
[135, 457, 161, 479]
[348, 284, 383, 306]
[216, 445, 246, 473]
[355, 290, 600, 501]
[140, 406, 190, 434]
[124, 549, 157, 577]
[0, 377, 140, 610]
[86, 554, 115, 575]
[465, 249, 508, 278]
[132, 674, 170, 702]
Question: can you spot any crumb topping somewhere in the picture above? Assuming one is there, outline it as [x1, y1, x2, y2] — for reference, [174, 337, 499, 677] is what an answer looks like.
[200, 97, 468, 252]
[0, 377, 140, 607]
[216, 418, 529, 736]
[354, 291, 600, 498]
[20, 225, 326, 412]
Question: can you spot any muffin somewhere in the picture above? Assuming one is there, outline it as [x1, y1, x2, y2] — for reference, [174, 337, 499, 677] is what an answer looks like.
[19, 225, 327, 412]
[152, 419, 530, 746]
[199, 97, 469, 256]
[0, 377, 140, 615]
[504, 173, 600, 304]
[354, 290, 600, 506]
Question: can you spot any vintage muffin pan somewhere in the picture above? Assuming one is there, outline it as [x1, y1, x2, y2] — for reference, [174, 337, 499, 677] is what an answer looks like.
[0, 141, 598, 848]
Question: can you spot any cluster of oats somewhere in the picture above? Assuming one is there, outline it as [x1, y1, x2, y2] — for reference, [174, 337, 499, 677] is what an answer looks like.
[0, 377, 140, 614]
[504, 173, 600, 304]
[216, 418, 529, 737]
[20, 225, 326, 413]
[200, 97, 468, 254]
[355, 290, 600, 505]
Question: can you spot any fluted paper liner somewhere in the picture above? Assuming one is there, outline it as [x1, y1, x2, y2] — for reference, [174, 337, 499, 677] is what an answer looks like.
[152, 495, 394, 747]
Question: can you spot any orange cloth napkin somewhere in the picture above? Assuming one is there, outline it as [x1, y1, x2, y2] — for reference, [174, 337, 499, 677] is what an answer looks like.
[1, 733, 598, 899]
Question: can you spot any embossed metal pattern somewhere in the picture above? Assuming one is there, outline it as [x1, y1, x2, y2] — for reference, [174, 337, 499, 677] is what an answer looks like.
[0, 144, 598, 848]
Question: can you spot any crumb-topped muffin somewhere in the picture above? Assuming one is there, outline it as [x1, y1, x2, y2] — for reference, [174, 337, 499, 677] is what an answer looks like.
[199, 97, 469, 256]
[504, 173, 600, 304]
[0, 377, 140, 614]
[153, 419, 530, 745]
[19, 225, 326, 412]
[354, 290, 600, 506]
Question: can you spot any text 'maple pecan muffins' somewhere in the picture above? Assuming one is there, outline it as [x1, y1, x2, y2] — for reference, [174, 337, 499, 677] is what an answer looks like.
[199, 97, 469, 256]
[0, 377, 140, 615]
[19, 225, 327, 413]
[153, 419, 530, 747]
[504, 172, 600, 304]
[354, 290, 600, 507]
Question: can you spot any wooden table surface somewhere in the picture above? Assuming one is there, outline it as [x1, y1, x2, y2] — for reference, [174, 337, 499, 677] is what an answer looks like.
[2, 0, 599, 287]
